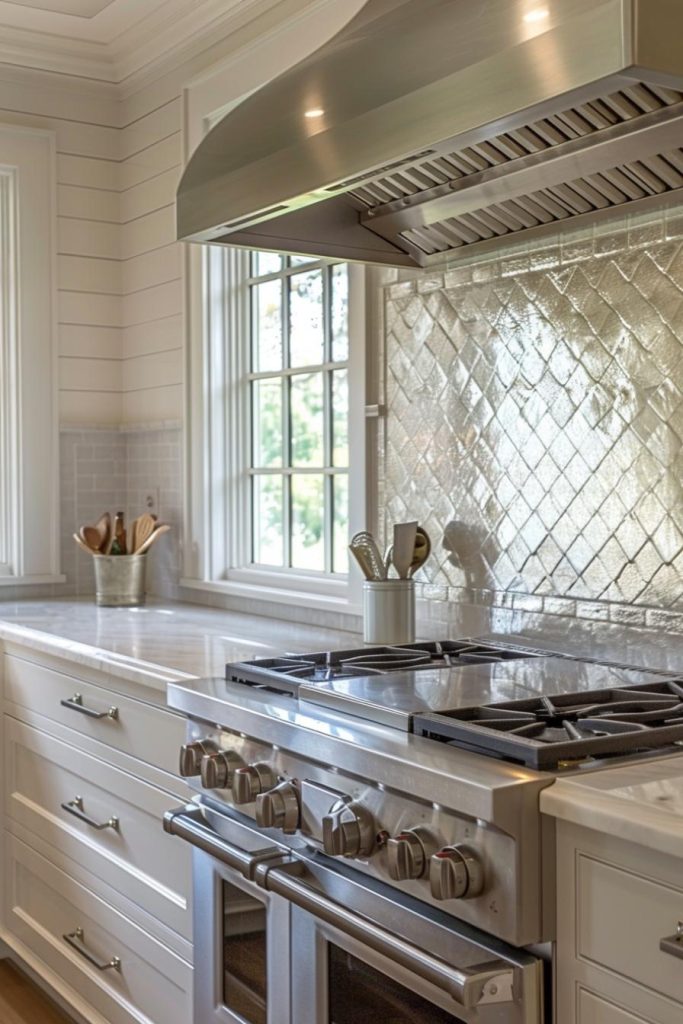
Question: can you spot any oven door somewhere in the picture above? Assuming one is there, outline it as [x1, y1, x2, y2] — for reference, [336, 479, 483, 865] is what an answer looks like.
[259, 859, 546, 1024]
[165, 802, 291, 1024]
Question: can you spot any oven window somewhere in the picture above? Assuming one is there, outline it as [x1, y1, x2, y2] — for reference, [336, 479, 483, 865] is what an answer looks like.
[223, 881, 268, 1024]
[328, 946, 459, 1022]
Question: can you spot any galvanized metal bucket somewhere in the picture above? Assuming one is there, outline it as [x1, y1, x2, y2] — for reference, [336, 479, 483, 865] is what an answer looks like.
[93, 554, 147, 607]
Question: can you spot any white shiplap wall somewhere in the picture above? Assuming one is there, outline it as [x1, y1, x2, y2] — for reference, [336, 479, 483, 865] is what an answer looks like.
[0, 67, 123, 425]
[120, 96, 183, 424]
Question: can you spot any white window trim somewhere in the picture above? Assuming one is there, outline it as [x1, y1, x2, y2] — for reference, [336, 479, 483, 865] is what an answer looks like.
[181, 2, 371, 615]
[0, 125, 63, 587]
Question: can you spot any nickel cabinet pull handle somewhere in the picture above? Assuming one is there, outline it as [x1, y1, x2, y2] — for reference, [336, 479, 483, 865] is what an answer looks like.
[660, 922, 683, 961]
[61, 796, 119, 832]
[63, 928, 121, 972]
[61, 694, 118, 720]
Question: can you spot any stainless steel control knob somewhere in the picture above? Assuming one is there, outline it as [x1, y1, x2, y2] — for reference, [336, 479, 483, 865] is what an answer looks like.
[232, 763, 276, 805]
[387, 826, 438, 881]
[255, 781, 300, 833]
[322, 800, 375, 858]
[200, 750, 244, 790]
[179, 739, 217, 777]
[429, 845, 484, 901]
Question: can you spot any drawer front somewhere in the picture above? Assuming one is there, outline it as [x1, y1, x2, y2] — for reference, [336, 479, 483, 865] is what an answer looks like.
[578, 989, 656, 1023]
[577, 853, 683, 1006]
[5, 718, 190, 938]
[5, 831, 192, 1024]
[3, 653, 184, 777]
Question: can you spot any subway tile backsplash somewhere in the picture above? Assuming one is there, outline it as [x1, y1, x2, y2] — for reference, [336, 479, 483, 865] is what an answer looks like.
[382, 207, 683, 631]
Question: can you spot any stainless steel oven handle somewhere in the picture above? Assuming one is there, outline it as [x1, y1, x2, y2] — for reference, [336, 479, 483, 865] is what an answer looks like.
[257, 860, 515, 1010]
[163, 804, 284, 881]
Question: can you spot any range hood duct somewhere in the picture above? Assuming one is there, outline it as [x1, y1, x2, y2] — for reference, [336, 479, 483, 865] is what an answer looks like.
[177, 0, 683, 267]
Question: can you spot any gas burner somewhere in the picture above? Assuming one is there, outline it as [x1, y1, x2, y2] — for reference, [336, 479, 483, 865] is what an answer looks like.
[226, 639, 537, 694]
[414, 679, 683, 769]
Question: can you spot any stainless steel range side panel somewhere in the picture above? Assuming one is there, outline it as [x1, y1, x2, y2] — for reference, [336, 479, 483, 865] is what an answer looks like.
[169, 680, 556, 946]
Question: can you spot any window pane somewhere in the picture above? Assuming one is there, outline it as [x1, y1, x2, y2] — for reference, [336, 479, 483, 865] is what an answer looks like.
[291, 474, 324, 570]
[331, 369, 348, 467]
[331, 264, 349, 362]
[289, 269, 323, 367]
[333, 475, 349, 574]
[252, 251, 282, 276]
[252, 379, 282, 468]
[291, 373, 324, 467]
[252, 279, 282, 371]
[253, 476, 284, 566]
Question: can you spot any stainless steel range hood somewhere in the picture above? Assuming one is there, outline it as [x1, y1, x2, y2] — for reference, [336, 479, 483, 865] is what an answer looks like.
[177, 0, 683, 267]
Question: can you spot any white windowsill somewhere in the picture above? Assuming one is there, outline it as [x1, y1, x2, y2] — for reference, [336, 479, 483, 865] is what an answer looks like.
[0, 574, 67, 587]
[180, 577, 362, 618]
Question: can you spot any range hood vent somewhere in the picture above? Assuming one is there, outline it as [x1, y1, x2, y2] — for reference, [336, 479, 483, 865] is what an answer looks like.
[178, 0, 683, 267]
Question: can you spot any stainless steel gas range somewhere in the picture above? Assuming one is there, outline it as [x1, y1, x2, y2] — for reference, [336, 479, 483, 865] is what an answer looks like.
[164, 639, 683, 1024]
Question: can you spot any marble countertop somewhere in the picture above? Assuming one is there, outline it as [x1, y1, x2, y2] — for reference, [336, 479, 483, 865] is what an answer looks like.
[0, 598, 359, 692]
[541, 753, 683, 858]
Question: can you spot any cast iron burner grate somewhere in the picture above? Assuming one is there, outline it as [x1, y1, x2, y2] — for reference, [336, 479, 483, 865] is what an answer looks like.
[226, 640, 537, 694]
[414, 679, 683, 769]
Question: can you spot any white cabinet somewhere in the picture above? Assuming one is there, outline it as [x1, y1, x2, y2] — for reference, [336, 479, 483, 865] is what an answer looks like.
[555, 819, 683, 1024]
[0, 645, 193, 1024]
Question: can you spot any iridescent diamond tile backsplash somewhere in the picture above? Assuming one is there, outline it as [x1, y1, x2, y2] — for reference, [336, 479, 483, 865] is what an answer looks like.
[381, 208, 683, 630]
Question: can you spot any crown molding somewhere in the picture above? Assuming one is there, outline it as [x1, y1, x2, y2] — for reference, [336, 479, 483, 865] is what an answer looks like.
[0, 0, 290, 87]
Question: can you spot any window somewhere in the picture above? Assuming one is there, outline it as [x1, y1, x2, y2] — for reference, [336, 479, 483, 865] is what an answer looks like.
[0, 127, 61, 586]
[186, 244, 366, 609]
[248, 252, 349, 575]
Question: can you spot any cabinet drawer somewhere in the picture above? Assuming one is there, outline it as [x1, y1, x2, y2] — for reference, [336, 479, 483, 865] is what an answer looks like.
[5, 831, 192, 1024]
[577, 853, 683, 1006]
[3, 653, 184, 777]
[5, 717, 190, 938]
[578, 988, 656, 1023]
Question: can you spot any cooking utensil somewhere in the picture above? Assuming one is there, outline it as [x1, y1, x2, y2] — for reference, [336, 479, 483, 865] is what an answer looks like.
[134, 523, 171, 555]
[73, 532, 99, 556]
[93, 512, 111, 553]
[132, 513, 156, 554]
[408, 527, 431, 577]
[79, 526, 102, 554]
[392, 521, 418, 579]
[349, 531, 386, 581]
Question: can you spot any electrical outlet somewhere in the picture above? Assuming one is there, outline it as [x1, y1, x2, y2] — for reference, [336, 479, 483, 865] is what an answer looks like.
[144, 488, 160, 516]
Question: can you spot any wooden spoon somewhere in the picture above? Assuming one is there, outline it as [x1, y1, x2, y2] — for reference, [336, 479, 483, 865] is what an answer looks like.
[132, 513, 156, 554]
[134, 523, 170, 555]
[73, 532, 98, 556]
[79, 526, 102, 553]
[93, 512, 111, 553]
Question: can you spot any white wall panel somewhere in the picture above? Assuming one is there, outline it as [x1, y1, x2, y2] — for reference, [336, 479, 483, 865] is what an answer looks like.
[123, 313, 182, 359]
[58, 217, 119, 259]
[120, 205, 175, 259]
[60, 390, 123, 426]
[57, 154, 120, 191]
[123, 279, 181, 327]
[59, 324, 122, 360]
[122, 348, 182, 392]
[120, 166, 180, 223]
[58, 255, 122, 295]
[59, 291, 122, 327]
[120, 133, 182, 190]
[120, 98, 181, 160]
[122, 244, 181, 295]
[122, 384, 182, 423]
[59, 357, 122, 392]
[57, 184, 119, 223]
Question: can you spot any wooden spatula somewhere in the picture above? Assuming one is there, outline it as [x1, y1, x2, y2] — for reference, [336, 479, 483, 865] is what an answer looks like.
[131, 513, 156, 554]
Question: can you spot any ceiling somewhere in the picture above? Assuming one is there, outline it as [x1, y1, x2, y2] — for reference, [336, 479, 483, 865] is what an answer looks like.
[0, 0, 282, 84]
[2, 0, 116, 17]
